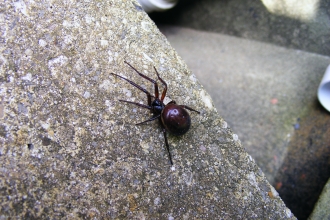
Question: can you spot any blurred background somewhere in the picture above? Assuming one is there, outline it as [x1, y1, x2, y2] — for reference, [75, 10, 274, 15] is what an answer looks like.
[139, 0, 330, 219]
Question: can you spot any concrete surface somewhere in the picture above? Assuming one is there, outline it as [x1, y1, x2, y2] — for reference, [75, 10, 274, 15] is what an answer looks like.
[273, 102, 330, 220]
[159, 25, 330, 183]
[158, 25, 330, 219]
[0, 0, 295, 218]
[151, 1, 330, 218]
[308, 178, 330, 220]
[151, 0, 330, 56]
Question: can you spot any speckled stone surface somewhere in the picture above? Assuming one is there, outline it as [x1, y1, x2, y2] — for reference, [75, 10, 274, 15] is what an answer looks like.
[158, 26, 330, 219]
[0, 0, 295, 218]
[150, 0, 330, 57]
[309, 178, 330, 220]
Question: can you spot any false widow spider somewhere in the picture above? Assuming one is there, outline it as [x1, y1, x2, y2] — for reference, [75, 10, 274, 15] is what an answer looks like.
[111, 61, 200, 165]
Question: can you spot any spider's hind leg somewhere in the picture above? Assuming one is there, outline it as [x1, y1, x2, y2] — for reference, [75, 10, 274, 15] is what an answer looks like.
[118, 100, 159, 125]
[162, 128, 173, 165]
[136, 114, 160, 125]
[180, 105, 200, 114]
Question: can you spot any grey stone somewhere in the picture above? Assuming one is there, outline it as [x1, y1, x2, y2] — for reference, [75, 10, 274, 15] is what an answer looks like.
[159, 26, 330, 185]
[309, 178, 330, 220]
[0, 0, 294, 218]
[150, 0, 330, 56]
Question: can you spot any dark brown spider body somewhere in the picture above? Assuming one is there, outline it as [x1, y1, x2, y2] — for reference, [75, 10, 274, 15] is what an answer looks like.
[151, 98, 164, 115]
[111, 61, 199, 165]
[161, 103, 191, 136]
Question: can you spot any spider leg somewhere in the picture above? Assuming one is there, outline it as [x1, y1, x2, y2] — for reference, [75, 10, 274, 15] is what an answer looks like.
[111, 73, 153, 106]
[136, 114, 160, 125]
[180, 105, 200, 114]
[119, 100, 152, 110]
[125, 61, 160, 99]
[162, 128, 173, 165]
[153, 67, 168, 102]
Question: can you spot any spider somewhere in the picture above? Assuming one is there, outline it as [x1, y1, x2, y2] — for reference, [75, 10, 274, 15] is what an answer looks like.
[111, 61, 200, 165]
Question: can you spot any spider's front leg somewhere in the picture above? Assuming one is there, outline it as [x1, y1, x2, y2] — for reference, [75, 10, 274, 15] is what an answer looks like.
[124, 61, 161, 100]
[119, 100, 151, 110]
[110, 72, 153, 107]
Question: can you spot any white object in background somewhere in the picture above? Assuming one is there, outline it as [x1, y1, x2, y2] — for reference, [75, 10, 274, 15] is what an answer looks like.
[137, 0, 178, 13]
[318, 65, 330, 112]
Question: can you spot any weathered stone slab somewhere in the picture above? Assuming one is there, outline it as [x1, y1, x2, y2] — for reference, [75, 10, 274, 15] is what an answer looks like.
[0, 0, 294, 218]
[159, 25, 330, 186]
[309, 178, 330, 220]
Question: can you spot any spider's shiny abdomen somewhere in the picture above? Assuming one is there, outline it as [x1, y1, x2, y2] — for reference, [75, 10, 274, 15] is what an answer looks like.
[161, 103, 191, 136]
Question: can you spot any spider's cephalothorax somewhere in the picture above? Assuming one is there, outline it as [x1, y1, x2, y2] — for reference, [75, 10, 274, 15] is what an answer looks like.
[151, 98, 164, 115]
[111, 61, 200, 165]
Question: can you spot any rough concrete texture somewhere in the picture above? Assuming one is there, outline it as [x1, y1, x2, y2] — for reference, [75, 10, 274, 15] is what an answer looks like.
[150, 0, 330, 56]
[151, 1, 330, 218]
[273, 104, 330, 220]
[159, 26, 330, 219]
[308, 178, 330, 220]
[0, 0, 295, 219]
[159, 26, 330, 186]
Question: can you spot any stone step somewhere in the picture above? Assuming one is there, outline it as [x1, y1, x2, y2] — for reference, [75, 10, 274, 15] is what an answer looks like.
[159, 25, 330, 219]
[0, 0, 298, 218]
